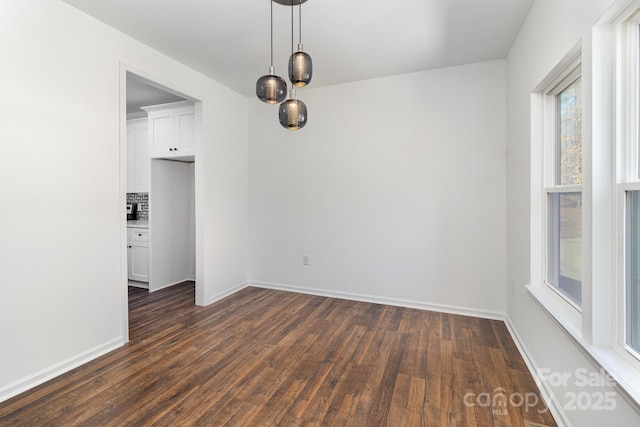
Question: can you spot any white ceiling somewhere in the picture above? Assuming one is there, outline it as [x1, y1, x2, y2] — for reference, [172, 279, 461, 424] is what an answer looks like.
[126, 74, 186, 116]
[63, 0, 534, 98]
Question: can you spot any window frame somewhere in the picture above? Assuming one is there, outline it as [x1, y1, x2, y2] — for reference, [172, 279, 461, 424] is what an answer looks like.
[542, 59, 583, 313]
[617, 9, 640, 366]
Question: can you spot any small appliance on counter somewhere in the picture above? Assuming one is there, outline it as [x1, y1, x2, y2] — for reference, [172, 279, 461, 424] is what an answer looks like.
[126, 203, 138, 220]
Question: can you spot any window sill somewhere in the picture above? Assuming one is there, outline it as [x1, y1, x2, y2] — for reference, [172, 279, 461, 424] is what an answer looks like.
[526, 284, 581, 337]
[526, 285, 640, 412]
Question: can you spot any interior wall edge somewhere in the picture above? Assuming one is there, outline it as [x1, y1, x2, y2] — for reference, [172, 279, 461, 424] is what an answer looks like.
[202, 280, 251, 307]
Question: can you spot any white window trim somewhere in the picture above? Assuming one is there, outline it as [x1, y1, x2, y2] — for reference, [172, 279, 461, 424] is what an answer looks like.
[538, 49, 584, 313]
[529, 42, 583, 341]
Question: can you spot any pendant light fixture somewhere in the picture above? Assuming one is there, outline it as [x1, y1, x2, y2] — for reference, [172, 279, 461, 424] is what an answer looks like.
[259, 0, 311, 130]
[278, 0, 308, 130]
[288, 0, 312, 87]
[256, 0, 287, 104]
[279, 89, 307, 130]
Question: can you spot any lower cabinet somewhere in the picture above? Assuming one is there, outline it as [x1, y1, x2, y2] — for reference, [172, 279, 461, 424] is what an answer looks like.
[127, 227, 149, 283]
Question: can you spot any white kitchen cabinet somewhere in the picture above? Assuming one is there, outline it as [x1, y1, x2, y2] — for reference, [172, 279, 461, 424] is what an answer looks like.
[142, 101, 195, 160]
[126, 118, 149, 193]
[127, 227, 149, 283]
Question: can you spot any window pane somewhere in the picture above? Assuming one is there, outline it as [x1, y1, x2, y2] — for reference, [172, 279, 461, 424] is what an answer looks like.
[556, 77, 582, 185]
[547, 192, 582, 307]
[627, 191, 640, 352]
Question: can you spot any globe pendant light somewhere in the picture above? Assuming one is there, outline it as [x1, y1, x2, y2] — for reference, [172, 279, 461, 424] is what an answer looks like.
[279, 88, 307, 130]
[256, 0, 287, 104]
[288, 0, 312, 87]
[256, 68, 286, 104]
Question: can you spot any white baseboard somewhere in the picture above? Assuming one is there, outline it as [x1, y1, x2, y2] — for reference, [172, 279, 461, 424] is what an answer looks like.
[248, 280, 505, 321]
[150, 278, 191, 292]
[204, 281, 250, 306]
[0, 337, 125, 404]
[504, 316, 570, 427]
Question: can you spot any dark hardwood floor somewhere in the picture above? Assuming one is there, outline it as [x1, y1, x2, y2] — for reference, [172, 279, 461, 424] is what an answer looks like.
[0, 283, 556, 426]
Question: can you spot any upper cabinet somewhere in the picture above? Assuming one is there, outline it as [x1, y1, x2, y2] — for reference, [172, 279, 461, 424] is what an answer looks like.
[126, 118, 149, 193]
[142, 101, 195, 160]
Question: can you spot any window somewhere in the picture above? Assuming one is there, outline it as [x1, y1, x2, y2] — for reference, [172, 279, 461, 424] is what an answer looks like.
[544, 65, 583, 309]
[619, 11, 640, 361]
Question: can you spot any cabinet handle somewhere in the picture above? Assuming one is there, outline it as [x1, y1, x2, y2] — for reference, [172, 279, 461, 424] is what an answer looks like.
[169, 148, 174, 151]
[128, 245, 132, 248]
[138, 234, 142, 236]
[174, 147, 178, 151]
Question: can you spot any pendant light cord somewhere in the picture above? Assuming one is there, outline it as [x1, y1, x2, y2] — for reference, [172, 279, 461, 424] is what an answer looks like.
[270, 0, 274, 67]
[299, 0, 302, 44]
[291, 2, 294, 55]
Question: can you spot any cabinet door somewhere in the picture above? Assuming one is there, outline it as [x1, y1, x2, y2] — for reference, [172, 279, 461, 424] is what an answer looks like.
[143, 102, 195, 160]
[130, 244, 149, 282]
[149, 111, 175, 157]
[175, 108, 195, 155]
[134, 124, 149, 192]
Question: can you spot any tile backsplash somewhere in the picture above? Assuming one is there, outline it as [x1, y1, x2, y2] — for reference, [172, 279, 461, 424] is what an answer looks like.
[127, 193, 149, 220]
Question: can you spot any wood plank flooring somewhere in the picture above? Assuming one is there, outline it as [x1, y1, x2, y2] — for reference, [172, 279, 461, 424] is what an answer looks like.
[0, 283, 556, 426]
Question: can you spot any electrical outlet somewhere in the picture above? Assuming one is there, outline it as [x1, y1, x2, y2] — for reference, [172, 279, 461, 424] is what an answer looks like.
[512, 279, 516, 294]
[302, 255, 310, 266]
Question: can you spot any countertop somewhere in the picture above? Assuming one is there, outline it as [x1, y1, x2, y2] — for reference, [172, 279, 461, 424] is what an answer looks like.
[127, 219, 149, 229]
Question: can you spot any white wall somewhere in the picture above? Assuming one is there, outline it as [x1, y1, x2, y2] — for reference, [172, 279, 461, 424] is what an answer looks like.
[150, 159, 191, 291]
[507, 0, 640, 424]
[0, 0, 248, 400]
[249, 60, 507, 316]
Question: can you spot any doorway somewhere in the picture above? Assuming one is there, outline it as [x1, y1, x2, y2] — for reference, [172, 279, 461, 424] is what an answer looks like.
[123, 70, 201, 340]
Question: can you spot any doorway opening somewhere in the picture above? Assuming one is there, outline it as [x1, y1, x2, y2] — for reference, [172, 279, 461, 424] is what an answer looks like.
[123, 71, 201, 340]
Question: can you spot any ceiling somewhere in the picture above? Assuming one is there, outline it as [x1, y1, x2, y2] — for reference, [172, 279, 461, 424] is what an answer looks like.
[126, 75, 186, 116]
[63, 0, 534, 98]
